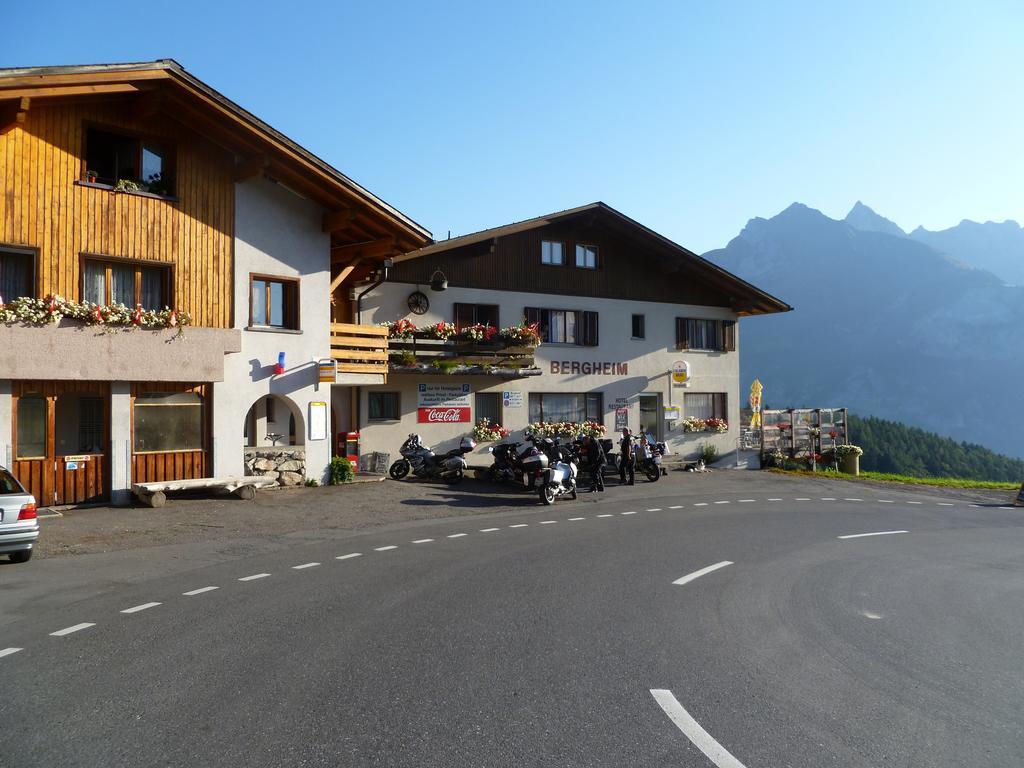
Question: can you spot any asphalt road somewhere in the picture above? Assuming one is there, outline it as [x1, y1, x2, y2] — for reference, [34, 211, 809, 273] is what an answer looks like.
[1, 474, 1021, 767]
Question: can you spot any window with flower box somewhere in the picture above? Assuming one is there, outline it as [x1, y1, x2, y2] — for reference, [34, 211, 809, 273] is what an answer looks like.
[453, 303, 499, 331]
[528, 393, 603, 424]
[0, 246, 35, 301]
[81, 255, 171, 310]
[684, 393, 727, 420]
[524, 307, 598, 346]
[675, 318, 735, 352]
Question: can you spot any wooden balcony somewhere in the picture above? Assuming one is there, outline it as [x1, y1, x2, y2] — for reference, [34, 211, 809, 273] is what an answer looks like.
[388, 336, 541, 377]
[329, 323, 389, 378]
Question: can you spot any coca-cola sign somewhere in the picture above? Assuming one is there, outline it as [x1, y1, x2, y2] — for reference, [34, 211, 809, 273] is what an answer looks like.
[418, 407, 471, 423]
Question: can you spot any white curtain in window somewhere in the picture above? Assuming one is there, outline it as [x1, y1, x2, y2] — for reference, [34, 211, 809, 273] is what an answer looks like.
[110, 264, 134, 306]
[685, 393, 714, 420]
[83, 261, 106, 304]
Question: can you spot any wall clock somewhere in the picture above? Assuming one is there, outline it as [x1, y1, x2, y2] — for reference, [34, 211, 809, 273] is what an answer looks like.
[407, 290, 429, 315]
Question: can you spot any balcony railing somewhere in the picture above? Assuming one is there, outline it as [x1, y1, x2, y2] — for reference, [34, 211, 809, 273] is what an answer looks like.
[388, 336, 541, 376]
[329, 323, 389, 377]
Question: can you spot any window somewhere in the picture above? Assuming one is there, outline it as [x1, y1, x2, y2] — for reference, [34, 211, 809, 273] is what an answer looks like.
[525, 307, 599, 346]
[85, 126, 175, 195]
[16, 395, 46, 459]
[684, 393, 728, 420]
[475, 392, 502, 426]
[0, 247, 35, 301]
[631, 314, 645, 339]
[541, 240, 564, 265]
[575, 244, 599, 269]
[250, 275, 300, 330]
[454, 303, 499, 331]
[528, 393, 603, 424]
[368, 391, 400, 421]
[675, 318, 736, 352]
[0, 468, 25, 494]
[133, 392, 204, 452]
[77, 397, 104, 454]
[82, 256, 170, 309]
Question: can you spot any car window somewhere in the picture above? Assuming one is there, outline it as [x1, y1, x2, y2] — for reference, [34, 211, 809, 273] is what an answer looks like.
[0, 469, 24, 494]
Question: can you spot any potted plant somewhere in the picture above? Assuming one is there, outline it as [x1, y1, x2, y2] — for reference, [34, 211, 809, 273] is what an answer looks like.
[834, 444, 863, 475]
[114, 179, 140, 193]
[86, 170, 98, 183]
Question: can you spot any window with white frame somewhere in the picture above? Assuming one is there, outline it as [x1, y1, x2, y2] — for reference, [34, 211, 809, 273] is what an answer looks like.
[541, 240, 564, 265]
[575, 244, 598, 269]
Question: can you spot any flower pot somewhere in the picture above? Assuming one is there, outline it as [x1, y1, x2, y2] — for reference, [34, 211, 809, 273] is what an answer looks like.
[839, 454, 860, 476]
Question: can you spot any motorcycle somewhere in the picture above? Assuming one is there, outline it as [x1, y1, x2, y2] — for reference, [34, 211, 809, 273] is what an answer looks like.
[538, 440, 579, 504]
[520, 434, 552, 491]
[389, 434, 476, 483]
[477, 440, 523, 483]
[635, 433, 663, 482]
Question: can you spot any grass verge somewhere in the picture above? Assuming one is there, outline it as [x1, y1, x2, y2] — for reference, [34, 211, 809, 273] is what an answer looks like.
[767, 468, 1020, 490]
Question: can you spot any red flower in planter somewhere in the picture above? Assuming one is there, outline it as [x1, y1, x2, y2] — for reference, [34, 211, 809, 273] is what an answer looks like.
[132, 304, 143, 326]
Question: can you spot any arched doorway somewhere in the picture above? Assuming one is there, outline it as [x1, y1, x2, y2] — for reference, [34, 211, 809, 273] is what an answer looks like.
[243, 395, 306, 486]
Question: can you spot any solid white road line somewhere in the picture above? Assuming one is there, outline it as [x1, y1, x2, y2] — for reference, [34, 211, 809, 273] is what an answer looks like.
[0, 648, 23, 658]
[645, 508, 661, 512]
[509, 523, 528, 528]
[336, 552, 362, 560]
[838, 530, 908, 540]
[183, 586, 218, 596]
[292, 562, 320, 570]
[480, 528, 500, 532]
[239, 573, 270, 581]
[412, 538, 434, 544]
[673, 561, 734, 586]
[374, 545, 398, 551]
[50, 623, 95, 637]
[568, 517, 585, 521]
[447, 533, 468, 538]
[121, 602, 161, 614]
[650, 689, 747, 768]
[669, 505, 683, 509]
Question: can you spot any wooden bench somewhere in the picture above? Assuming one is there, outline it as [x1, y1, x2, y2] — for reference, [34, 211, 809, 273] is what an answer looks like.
[132, 476, 278, 507]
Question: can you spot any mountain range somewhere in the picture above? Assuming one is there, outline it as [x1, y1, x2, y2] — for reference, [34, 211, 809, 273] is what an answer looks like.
[704, 202, 1024, 460]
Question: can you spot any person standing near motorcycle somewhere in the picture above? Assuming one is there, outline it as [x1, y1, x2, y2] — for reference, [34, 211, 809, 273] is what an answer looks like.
[580, 434, 606, 492]
[618, 427, 635, 485]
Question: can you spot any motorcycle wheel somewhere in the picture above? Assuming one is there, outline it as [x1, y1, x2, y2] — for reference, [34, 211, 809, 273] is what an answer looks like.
[570, 486, 578, 501]
[540, 484, 556, 505]
[389, 460, 410, 480]
[644, 463, 661, 482]
[444, 469, 464, 485]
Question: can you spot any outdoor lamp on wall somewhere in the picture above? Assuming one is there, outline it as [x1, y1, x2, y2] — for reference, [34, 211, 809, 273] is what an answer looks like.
[429, 269, 448, 292]
[274, 352, 286, 375]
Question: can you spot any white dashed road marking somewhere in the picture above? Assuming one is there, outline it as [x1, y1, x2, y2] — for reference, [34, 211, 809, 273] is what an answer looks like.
[673, 561, 734, 586]
[239, 573, 270, 581]
[669, 505, 683, 509]
[694, 503, 708, 507]
[597, 514, 613, 518]
[645, 508, 661, 512]
[795, 498, 811, 501]
[906, 501, 922, 505]
[844, 498, 862, 502]
[374, 545, 398, 551]
[568, 517, 585, 521]
[713, 501, 730, 505]
[878, 500, 894, 503]
[622, 511, 637, 515]
[737, 499, 755, 503]
[412, 539, 434, 544]
[121, 602, 161, 614]
[838, 530, 908, 540]
[937, 502, 953, 506]
[767, 498, 782, 501]
[540, 520, 557, 524]
[821, 498, 836, 501]
[183, 586, 218, 596]
[336, 553, 362, 560]
[509, 523, 528, 528]
[447, 533, 468, 538]
[50, 623, 95, 637]
[0, 648, 23, 659]
[292, 562, 320, 570]
[651, 689, 748, 768]
[480, 528, 500, 532]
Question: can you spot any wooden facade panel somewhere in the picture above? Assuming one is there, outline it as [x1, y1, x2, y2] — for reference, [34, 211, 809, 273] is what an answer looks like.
[130, 381, 210, 485]
[390, 221, 734, 308]
[0, 100, 234, 327]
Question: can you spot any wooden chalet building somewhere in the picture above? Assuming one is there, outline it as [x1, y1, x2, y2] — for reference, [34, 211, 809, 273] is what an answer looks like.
[0, 60, 429, 505]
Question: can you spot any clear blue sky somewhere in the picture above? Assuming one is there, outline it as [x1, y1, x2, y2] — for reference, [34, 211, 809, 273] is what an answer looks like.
[5, 1, 1022, 252]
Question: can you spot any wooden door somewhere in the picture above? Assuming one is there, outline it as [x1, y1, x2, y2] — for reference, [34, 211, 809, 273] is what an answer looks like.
[12, 382, 110, 506]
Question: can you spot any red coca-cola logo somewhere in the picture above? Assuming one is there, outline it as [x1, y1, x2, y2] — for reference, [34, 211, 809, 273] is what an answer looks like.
[418, 407, 471, 423]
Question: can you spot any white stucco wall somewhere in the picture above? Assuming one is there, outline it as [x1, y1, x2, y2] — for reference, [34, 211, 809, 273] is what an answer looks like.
[213, 177, 333, 482]
[353, 282, 741, 462]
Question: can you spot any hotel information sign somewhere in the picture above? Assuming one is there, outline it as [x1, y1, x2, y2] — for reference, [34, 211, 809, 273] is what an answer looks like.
[418, 383, 471, 423]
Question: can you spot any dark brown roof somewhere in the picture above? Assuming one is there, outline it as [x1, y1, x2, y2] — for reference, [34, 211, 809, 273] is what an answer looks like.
[398, 202, 792, 316]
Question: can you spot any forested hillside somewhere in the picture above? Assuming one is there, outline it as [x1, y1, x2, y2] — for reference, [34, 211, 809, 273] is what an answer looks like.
[851, 415, 1024, 482]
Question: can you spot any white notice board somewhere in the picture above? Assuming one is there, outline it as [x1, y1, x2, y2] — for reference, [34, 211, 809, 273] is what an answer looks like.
[309, 401, 328, 441]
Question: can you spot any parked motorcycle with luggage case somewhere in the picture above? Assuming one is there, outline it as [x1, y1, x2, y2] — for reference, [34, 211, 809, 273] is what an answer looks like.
[538, 440, 579, 505]
[389, 434, 476, 484]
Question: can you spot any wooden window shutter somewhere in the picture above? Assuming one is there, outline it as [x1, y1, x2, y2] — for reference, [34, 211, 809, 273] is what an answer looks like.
[581, 311, 599, 347]
[714, 393, 728, 420]
[453, 303, 475, 330]
[723, 320, 736, 352]
[675, 318, 689, 350]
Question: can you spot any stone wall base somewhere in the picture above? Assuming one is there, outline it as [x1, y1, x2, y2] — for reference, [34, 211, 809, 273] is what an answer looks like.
[244, 447, 306, 486]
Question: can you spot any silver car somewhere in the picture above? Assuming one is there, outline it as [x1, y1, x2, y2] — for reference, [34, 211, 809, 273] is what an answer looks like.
[0, 466, 39, 563]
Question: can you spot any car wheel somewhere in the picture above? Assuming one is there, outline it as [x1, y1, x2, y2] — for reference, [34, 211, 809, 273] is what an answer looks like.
[389, 460, 410, 480]
[9, 549, 32, 564]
